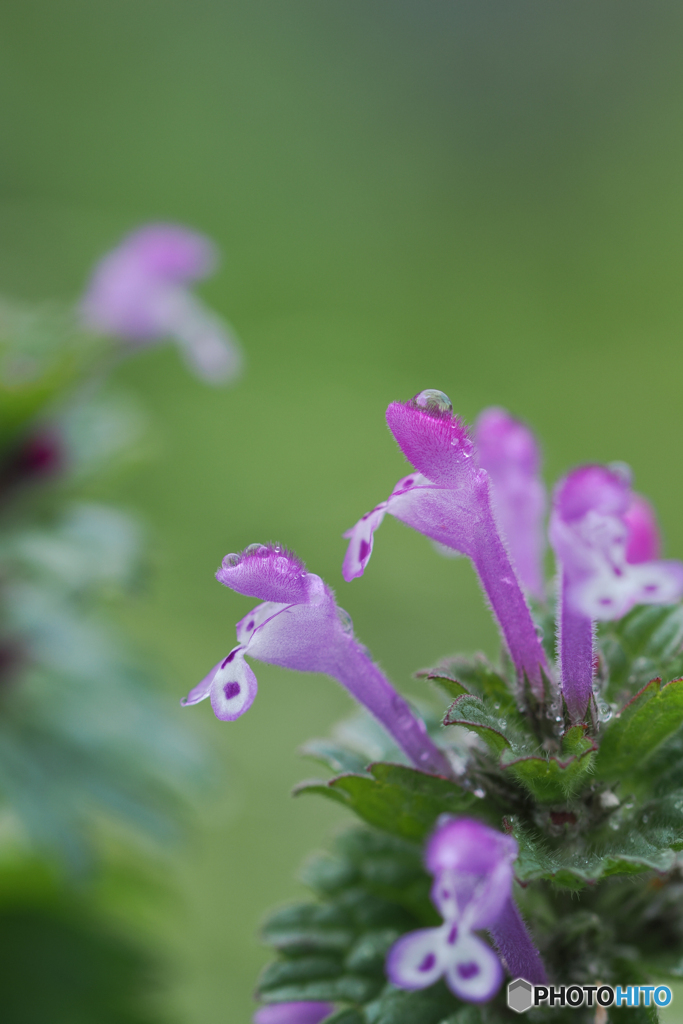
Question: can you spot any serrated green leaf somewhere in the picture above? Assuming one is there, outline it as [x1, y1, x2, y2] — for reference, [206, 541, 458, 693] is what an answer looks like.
[510, 821, 676, 888]
[322, 1011, 366, 1024]
[597, 677, 683, 781]
[419, 655, 518, 715]
[364, 981, 458, 1024]
[300, 853, 360, 895]
[600, 604, 683, 697]
[345, 929, 401, 974]
[258, 955, 344, 991]
[442, 695, 513, 754]
[261, 903, 355, 954]
[258, 974, 382, 1004]
[294, 763, 479, 842]
[418, 673, 470, 701]
[501, 726, 596, 802]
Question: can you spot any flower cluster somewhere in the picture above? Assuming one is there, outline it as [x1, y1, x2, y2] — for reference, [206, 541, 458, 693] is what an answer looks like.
[184, 387, 683, 1021]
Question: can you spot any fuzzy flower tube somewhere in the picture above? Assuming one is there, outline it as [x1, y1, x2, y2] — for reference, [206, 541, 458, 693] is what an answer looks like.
[474, 408, 546, 601]
[386, 818, 546, 1001]
[181, 544, 452, 777]
[343, 391, 551, 698]
[81, 223, 242, 383]
[550, 465, 683, 722]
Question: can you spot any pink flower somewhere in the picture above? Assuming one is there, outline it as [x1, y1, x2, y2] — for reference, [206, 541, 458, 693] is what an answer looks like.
[81, 223, 242, 383]
[550, 465, 683, 722]
[386, 817, 545, 1002]
[343, 391, 551, 698]
[182, 544, 452, 777]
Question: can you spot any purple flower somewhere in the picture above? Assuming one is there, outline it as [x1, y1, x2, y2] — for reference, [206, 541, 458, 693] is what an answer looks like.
[550, 465, 683, 722]
[343, 390, 551, 698]
[81, 223, 242, 383]
[253, 1002, 333, 1024]
[624, 493, 661, 564]
[386, 817, 546, 1002]
[474, 407, 546, 601]
[182, 544, 452, 777]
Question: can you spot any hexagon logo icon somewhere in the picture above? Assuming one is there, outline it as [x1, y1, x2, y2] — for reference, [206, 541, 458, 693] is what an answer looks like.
[508, 978, 534, 1013]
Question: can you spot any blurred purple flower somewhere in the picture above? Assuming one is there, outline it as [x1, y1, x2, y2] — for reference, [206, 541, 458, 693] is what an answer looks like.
[182, 543, 452, 776]
[343, 390, 550, 698]
[386, 817, 545, 1002]
[550, 465, 683, 722]
[81, 223, 242, 383]
[475, 407, 546, 601]
[253, 1002, 333, 1024]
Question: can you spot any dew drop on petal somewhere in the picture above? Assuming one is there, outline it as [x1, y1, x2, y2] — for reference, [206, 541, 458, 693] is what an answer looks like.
[413, 389, 453, 414]
[223, 553, 240, 567]
[337, 608, 354, 635]
[245, 543, 267, 556]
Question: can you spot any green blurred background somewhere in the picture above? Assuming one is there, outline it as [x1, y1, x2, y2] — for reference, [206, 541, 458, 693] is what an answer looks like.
[2, 2, 683, 1020]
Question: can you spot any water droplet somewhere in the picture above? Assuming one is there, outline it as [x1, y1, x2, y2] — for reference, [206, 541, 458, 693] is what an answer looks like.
[473, 787, 486, 799]
[493, 703, 500, 711]
[223, 553, 240, 567]
[337, 608, 354, 634]
[418, 751, 431, 762]
[642, 814, 649, 823]
[499, 720, 507, 729]
[245, 543, 267, 556]
[413, 389, 453, 414]
[555, 716, 562, 723]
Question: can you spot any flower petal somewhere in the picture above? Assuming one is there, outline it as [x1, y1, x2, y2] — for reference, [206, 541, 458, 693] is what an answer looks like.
[444, 932, 503, 1003]
[385, 927, 449, 990]
[252, 1003, 334, 1024]
[181, 660, 221, 706]
[209, 647, 259, 721]
[342, 503, 387, 581]
[236, 601, 290, 646]
[386, 396, 474, 485]
[217, 545, 311, 604]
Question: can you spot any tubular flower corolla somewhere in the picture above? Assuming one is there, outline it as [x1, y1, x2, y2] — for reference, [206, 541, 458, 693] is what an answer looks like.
[550, 465, 683, 722]
[81, 223, 242, 383]
[253, 1002, 334, 1024]
[343, 390, 551, 698]
[386, 817, 546, 1002]
[474, 407, 546, 601]
[181, 544, 452, 777]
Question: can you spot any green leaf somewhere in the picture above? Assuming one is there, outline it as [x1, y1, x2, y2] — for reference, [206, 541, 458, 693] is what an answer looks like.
[261, 903, 355, 954]
[294, 763, 479, 842]
[300, 738, 370, 774]
[344, 929, 402, 974]
[299, 852, 360, 895]
[596, 677, 683, 781]
[322, 1011, 366, 1024]
[501, 726, 596, 802]
[442, 695, 513, 755]
[364, 981, 458, 1024]
[418, 655, 518, 716]
[258, 955, 344, 990]
[599, 604, 683, 697]
[258, 973, 381, 1005]
[510, 821, 676, 888]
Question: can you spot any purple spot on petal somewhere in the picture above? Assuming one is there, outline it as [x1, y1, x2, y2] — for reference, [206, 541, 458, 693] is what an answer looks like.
[418, 953, 436, 972]
[404, 478, 413, 487]
[247, 621, 255, 631]
[221, 650, 238, 668]
[447, 924, 458, 944]
[359, 540, 370, 562]
[457, 962, 480, 979]
[223, 682, 241, 700]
